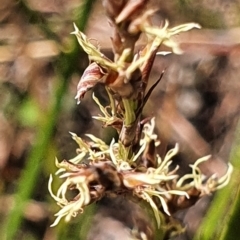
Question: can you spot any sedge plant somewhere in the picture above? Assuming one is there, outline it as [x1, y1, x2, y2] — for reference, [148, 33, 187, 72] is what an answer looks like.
[48, 1, 232, 239]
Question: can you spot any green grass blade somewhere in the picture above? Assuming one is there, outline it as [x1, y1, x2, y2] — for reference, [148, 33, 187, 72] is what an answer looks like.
[4, 1, 96, 239]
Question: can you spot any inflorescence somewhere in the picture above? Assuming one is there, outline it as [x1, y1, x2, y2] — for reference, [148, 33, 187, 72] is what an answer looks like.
[49, 1, 232, 230]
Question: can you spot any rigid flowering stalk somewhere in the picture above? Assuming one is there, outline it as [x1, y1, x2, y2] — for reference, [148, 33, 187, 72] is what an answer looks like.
[49, 1, 232, 237]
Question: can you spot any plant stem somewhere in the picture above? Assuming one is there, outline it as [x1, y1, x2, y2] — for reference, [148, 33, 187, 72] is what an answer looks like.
[122, 99, 136, 125]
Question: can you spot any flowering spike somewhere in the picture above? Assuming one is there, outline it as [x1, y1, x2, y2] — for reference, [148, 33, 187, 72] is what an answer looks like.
[49, 7, 232, 232]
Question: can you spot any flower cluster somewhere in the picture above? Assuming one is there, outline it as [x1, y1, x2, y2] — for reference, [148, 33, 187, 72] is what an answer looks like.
[49, 105, 232, 227]
[49, 0, 232, 234]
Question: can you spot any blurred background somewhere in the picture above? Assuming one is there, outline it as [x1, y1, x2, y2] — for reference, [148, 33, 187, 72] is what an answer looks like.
[0, 0, 240, 239]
